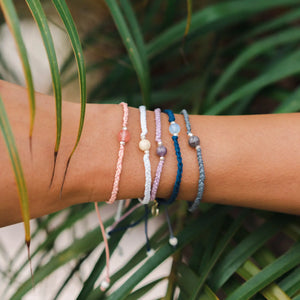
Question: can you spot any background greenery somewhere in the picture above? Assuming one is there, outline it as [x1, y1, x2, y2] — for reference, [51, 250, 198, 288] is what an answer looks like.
[0, 0, 300, 299]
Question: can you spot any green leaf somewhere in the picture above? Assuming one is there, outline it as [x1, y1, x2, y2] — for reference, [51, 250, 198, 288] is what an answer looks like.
[125, 277, 165, 300]
[146, 0, 300, 59]
[191, 210, 249, 299]
[279, 267, 300, 297]
[0, 0, 35, 146]
[206, 28, 300, 106]
[205, 50, 300, 115]
[25, 0, 62, 184]
[0, 95, 30, 244]
[10, 211, 120, 300]
[8, 204, 92, 286]
[273, 86, 300, 113]
[209, 215, 290, 290]
[105, 0, 150, 107]
[184, 0, 192, 38]
[226, 241, 300, 300]
[237, 260, 291, 300]
[105, 206, 229, 300]
[52, 0, 86, 194]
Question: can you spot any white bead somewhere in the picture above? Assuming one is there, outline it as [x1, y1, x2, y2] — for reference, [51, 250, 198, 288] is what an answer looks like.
[122, 126, 127, 130]
[160, 156, 165, 161]
[158, 141, 162, 146]
[100, 279, 110, 291]
[120, 141, 125, 145]
[105, 227, 111, 239]
[196, 145, 201, 150]
[147, 249, 155, 257]
[139, 139, 151, 151]
[188, 132, 193, 137]
[169, 236, 178, 247]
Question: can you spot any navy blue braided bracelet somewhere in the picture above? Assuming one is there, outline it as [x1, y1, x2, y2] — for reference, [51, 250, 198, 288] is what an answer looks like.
[158, 109, 183, 205]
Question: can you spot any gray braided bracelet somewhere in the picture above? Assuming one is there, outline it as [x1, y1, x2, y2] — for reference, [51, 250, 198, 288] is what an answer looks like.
[181, 109, 205, 212]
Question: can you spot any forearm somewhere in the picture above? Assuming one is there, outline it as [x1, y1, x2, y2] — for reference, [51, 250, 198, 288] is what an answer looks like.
[1, 80, 300, 227]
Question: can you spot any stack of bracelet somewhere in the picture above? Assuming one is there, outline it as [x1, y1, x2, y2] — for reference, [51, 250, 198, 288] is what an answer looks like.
[95, 104, 205, 291]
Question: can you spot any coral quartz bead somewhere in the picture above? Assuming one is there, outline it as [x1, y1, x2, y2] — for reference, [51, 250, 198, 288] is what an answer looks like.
[118, 129, 130, 143]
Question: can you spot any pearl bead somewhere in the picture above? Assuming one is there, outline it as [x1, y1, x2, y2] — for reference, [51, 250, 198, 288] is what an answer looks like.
[139, 139, 151, 151]
[100, 279, 110, 291]
[169, 123, 180, 135]
[118, 129, 130, 143]
[169, 236, 178, 247]
[188, 135, 200, 148]
[156, 145, 167, 157]
[147, 249, 155, 257]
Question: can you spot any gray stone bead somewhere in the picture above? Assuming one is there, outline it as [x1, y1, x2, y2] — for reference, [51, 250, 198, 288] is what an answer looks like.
[188, 135, 200, 148]
[156, 145, 167, 157]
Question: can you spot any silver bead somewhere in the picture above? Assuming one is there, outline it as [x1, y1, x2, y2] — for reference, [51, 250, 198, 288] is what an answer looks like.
[188, 132, 193, 137]
[120, 141, 125, 145]
[122, 126, 127, 130]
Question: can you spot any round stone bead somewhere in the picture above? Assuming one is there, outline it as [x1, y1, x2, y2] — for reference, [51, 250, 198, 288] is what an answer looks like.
[169, 122, 180, 135]
[139, 139, 151, 151]
[169, 236, 178, 247]
[118, 129, 130, 143]
[188, 135, 200, 148]
[156, 145, 167, 157]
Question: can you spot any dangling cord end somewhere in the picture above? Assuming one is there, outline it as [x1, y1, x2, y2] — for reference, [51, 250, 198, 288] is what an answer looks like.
[115, 199, 125, 222]
[144, 205, 155, 257]
[165, 207, 178, 247]
[94, 202, 111, 291]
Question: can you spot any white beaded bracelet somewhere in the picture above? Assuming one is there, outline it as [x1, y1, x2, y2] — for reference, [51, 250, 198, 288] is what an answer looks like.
[138, 105, 151, 204]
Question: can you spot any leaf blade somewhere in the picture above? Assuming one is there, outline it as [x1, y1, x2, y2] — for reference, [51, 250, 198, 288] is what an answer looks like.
[0, 0, 35, 144]
[25, 0, 62, 184]
[0, 95, 30, 243]
[52, 0, 86, 193]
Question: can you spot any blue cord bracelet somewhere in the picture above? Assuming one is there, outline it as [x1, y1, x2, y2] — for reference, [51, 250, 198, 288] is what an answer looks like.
[158, 109, 183, 205]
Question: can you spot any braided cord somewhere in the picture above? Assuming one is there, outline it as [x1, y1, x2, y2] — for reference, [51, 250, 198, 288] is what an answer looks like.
[143, 152, 152, 202]
[107, 102, 130, 204]
[150, 159, 164, 201]
[139, 105, 148, 137]
[181, 109, 191, 133]
[181, 109, 205, 212]
[107, 144, 125, 203]
[138, 106, 151, 204]
[167, 135, 183, 204]
[155, 108, 162, 142]
[151, 108, 167, 201]
[158, 109, 183, 205]
[164, 109, 175, 122]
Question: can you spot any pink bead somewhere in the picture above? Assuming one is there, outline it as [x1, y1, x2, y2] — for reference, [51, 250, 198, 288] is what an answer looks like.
[118, 129, 130, 142]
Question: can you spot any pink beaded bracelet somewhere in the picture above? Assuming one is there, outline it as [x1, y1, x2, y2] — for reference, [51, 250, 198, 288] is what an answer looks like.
[107, 102, 130, 204]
